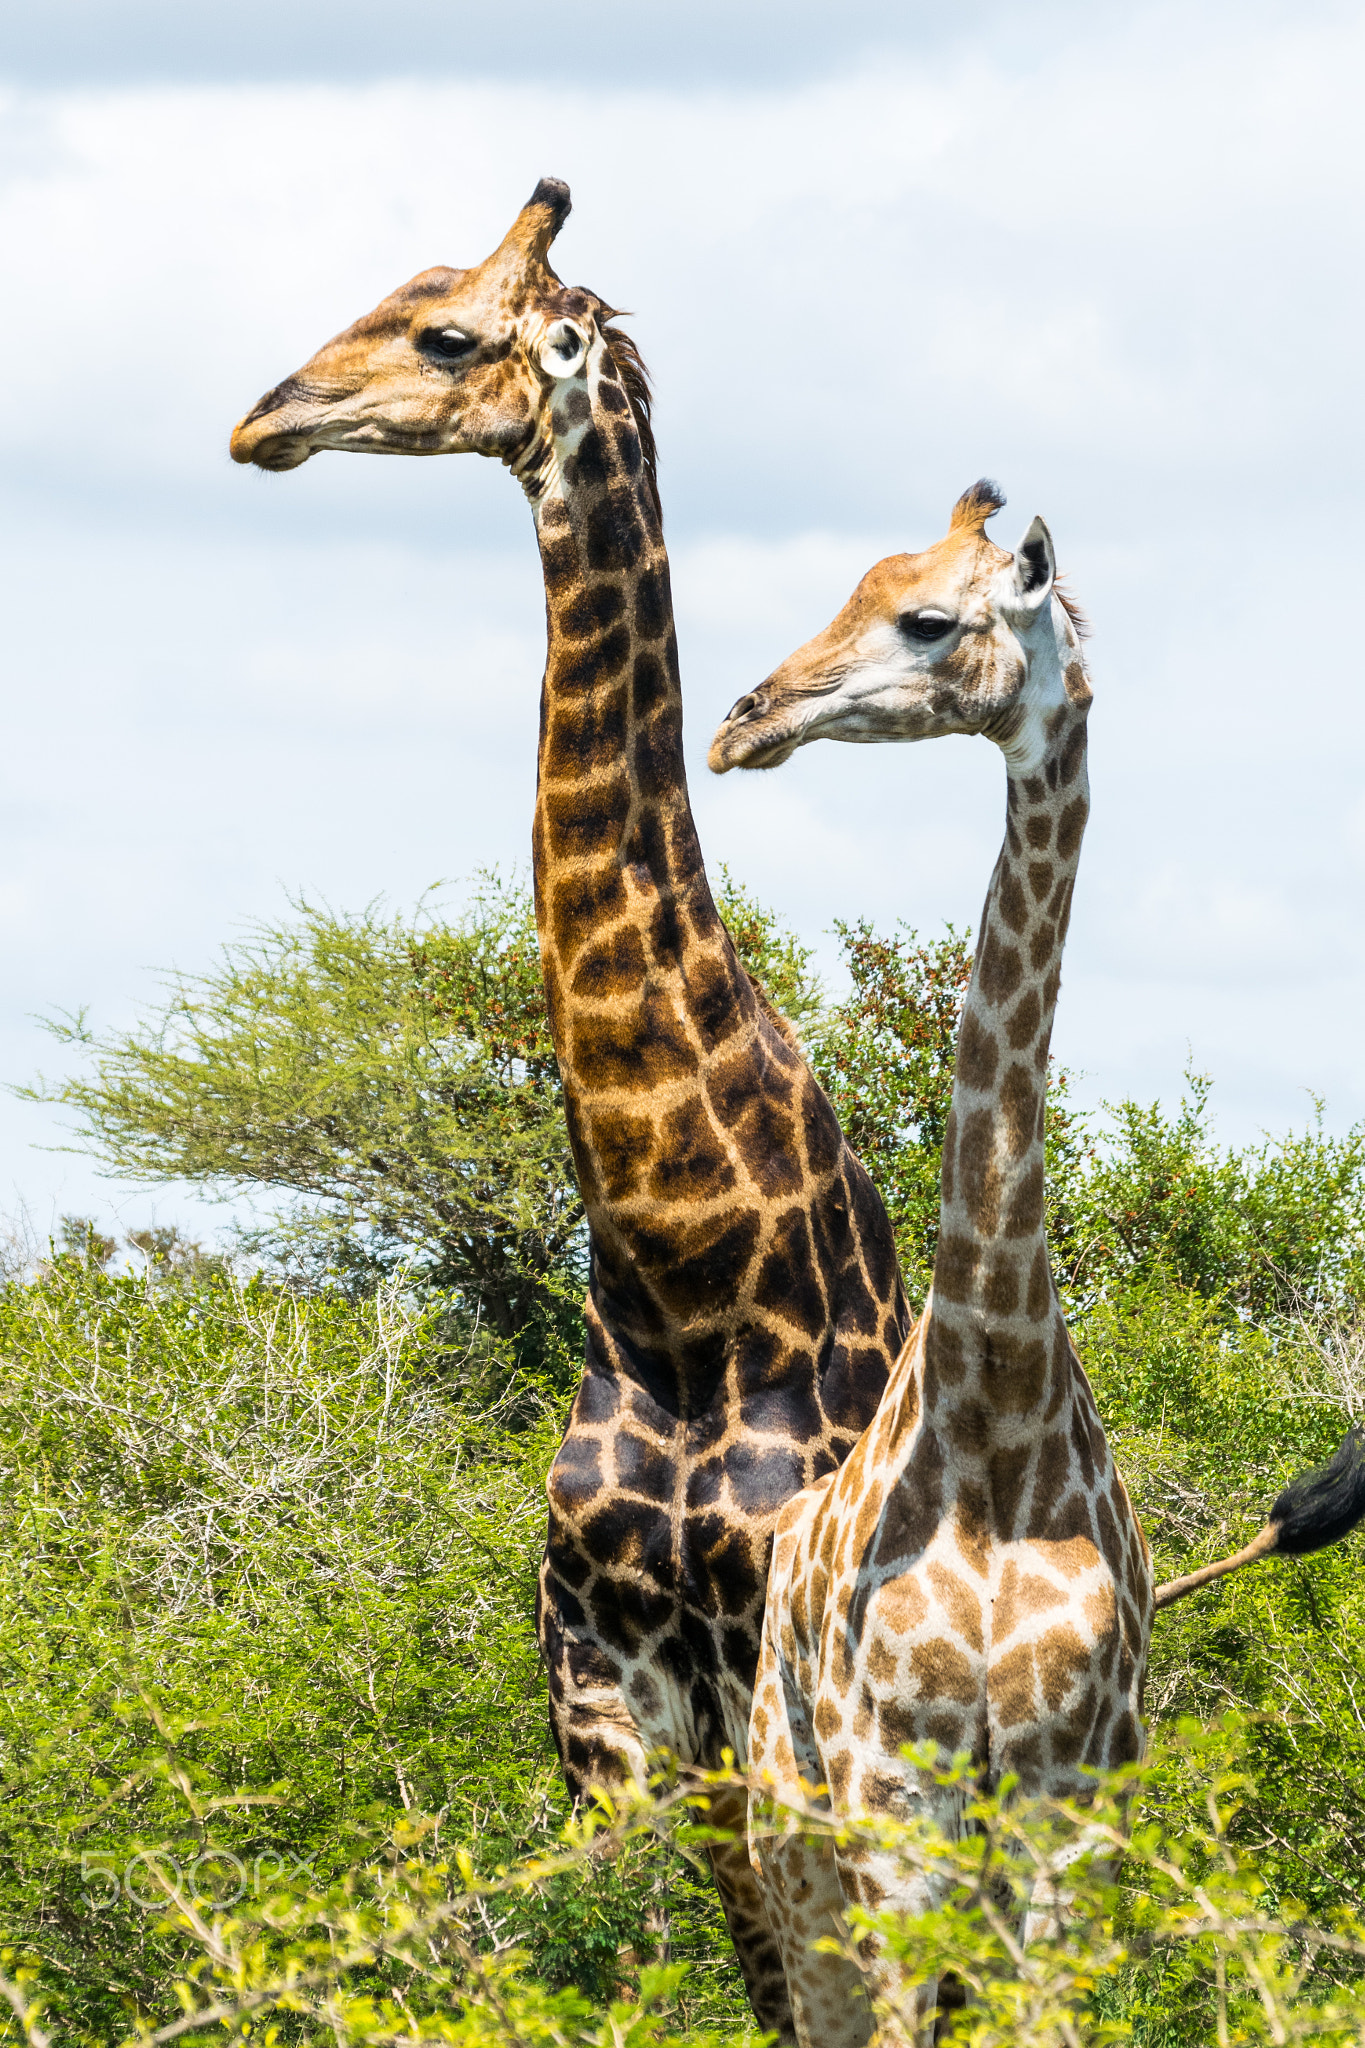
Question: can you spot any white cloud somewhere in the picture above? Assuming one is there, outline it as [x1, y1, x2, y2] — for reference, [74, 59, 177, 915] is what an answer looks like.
[2, 8, 1363, 1230]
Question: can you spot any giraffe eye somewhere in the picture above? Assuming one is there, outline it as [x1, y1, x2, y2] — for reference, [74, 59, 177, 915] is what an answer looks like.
[899, 610, 956, 643]
[420, 328, 477, 362]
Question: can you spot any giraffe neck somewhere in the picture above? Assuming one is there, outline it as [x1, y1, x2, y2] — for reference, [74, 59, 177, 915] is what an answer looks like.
[522, 334, 760, 1268]
[925, 628, 1090, 1432]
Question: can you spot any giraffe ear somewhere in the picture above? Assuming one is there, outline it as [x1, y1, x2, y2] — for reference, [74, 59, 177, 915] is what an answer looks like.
[1001, 515, 1056, 617]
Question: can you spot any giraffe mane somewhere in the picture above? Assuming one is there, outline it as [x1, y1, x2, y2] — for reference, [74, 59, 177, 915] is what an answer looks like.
[600, 319, 661, 527]
[745, 972, 802, 1052]
[714, 905, 804, 1051]
[1053, 575, 1091, 641]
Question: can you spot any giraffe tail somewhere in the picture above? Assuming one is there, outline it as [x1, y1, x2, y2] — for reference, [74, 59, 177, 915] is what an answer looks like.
[1152, 1424, 1365, 1611]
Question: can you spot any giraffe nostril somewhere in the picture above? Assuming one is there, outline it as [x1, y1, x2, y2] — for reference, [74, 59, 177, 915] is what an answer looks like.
[243, 376, 306, 428]
[726, 693, 759, 725]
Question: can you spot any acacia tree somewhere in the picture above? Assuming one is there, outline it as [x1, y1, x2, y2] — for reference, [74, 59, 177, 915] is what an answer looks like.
[30, 876, 582, 1340]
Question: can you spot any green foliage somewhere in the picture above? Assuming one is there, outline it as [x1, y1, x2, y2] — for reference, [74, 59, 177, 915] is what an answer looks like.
[0, 1258, 564, 2035]
[13, 874, 1365, 2045]
[7, 1734, 1365, 2048]
[1081, 1277, 1365, 1943]
[26, 871, 828, 1348]
[1072, 1074, 1365, 1318]
[0, 1254, 749, 2044]
[35, 877, 1364, 1336]
[0, 1763, 764, 2048]
[26, 877, 582, 1342]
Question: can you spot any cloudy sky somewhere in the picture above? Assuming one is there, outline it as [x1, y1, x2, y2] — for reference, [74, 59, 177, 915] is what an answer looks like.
[2, 0, 1362, 1242]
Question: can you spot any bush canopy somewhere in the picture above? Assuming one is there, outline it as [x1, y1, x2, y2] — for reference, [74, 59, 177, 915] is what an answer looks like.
[9, 871, 1365, 2045]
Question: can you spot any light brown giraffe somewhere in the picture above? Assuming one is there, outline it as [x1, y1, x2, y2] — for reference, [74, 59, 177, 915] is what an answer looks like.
[229, 180, 909, 2035]
[708, 480, 1144, 2042]
[709, 481, 1365, 2042]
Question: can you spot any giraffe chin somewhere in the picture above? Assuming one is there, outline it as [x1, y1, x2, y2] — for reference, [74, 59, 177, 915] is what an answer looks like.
[230, 428, 314, 471]
[707, 725, 802, 774]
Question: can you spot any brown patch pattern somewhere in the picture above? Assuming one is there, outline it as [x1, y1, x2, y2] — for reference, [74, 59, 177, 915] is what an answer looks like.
[230, 186, 914, 2047]
[743, 508, 1153, 2048]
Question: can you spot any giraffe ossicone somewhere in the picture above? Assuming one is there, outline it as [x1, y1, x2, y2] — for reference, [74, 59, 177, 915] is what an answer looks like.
[231, 178, 911, 2041]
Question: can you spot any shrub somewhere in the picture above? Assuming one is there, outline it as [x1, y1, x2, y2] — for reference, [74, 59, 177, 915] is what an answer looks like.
[13, 878, 1365, 2046]
[0, 1258, 570, 2035]
[6, 1731, 1365, 2048]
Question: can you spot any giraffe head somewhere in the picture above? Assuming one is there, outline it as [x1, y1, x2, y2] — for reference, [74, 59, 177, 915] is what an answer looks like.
[708, 480, 1090, 775]
[230, 177, 634, 483]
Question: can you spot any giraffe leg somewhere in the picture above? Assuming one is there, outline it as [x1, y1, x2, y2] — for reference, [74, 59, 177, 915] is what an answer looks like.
[705, 1787, 799, 2042]
[539, 1569, 652, 1795]
[541, 1582, 797, 2032]
[752, 1825, 871, 2048]
[1020, 1830, 1117, 1947]
[829, 1842, 944, 2048]
[549, 1696, 795, 2034]
[827, 1772, 971, 2048]
[747, 1645, 871, 2048]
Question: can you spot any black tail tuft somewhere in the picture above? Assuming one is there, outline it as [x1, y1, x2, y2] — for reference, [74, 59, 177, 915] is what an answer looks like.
[1269, 1425, 1365, 1556]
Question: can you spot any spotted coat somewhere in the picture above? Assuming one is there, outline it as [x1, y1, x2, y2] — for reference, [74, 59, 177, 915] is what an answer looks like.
[712, 485, 1153, 2046]
[229, 180, 911, 2041]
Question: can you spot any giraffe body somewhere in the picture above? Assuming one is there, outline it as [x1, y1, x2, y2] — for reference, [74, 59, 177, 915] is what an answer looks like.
[712, 484, 1152, 2043]
[230, 182, 909, 2034]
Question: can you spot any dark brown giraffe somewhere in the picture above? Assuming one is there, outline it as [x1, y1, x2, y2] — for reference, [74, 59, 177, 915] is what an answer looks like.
[229, 180, 909, 2033]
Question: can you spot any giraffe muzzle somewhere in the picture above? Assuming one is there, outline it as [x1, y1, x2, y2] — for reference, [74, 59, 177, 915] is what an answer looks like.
[234, 430, 314, 471]
[709, 692, 768, 773]
[230, 375, 343, 468]
[708, 688, 811, 774]
[229, 409, 316, 470]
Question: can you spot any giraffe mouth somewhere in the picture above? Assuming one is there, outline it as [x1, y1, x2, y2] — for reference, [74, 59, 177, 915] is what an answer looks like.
[229, 415, 316, 469]
[707, 679, 844, 774]
[708, 718, 802, 773]
[250, 435, 314, 471]
[231, 413, 458, 468]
